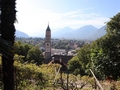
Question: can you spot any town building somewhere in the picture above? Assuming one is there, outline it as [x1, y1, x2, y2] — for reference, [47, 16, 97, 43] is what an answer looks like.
[44, 24, 73, 64]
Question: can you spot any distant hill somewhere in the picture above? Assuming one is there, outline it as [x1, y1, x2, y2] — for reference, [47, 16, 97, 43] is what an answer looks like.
[72, 25, 98, 39]
[15, 25, 107, 40]
[52, 25, 99, 40]
[52, 27, 74, 38]
[15, 30, 29, 38]
[88, 25, 107, 40]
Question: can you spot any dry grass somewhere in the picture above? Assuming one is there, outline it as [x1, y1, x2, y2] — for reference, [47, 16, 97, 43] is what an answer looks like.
[81, 80, 120, 90]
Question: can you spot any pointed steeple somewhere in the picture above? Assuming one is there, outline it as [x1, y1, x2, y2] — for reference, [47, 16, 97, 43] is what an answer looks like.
[45, 22, 51, 62]
[46, 22, 51, 31]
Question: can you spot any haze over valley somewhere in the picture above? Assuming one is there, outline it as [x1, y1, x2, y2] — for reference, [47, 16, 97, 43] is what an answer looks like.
[16, 25, 106, 40]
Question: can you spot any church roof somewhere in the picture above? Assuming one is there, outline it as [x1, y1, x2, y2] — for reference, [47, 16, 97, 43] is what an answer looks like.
[46, 24, 51, 31]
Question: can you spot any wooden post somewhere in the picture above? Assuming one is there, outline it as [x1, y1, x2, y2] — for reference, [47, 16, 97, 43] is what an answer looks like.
[53, 65, 61, 84]
[66, 70, 69, 90]
[60, 71, 64, 89]
[90, 69, 103, 90]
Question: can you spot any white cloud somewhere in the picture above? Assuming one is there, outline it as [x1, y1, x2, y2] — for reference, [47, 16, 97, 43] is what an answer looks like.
[15, 2, 109, 37]
[15, 8, 62, 35]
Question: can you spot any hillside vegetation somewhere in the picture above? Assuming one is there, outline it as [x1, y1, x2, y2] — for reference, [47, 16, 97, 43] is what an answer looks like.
[0, 12, 120, 90]
[1, 56, 120, 90]
[68, 13, 120, 80]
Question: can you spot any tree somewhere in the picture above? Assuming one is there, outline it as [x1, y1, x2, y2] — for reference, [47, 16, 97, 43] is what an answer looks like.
[68, 44, 92, 76]
[90, 13, 120, 80]
[90, 39, 106, 79]
[67, 13, 120, 80]
[26, 46, 44, 65]
[77, 44, 91, 75]
[102, 13, 120, 80]
[106, 13, 120, 37]
[1, 0, 16, 89]
[14, 41, 32, 61]
[68, 56, 85, 75]
[14, 41, 44, 64]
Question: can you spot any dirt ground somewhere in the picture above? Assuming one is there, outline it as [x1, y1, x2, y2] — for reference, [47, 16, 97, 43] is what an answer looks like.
[56, 80, 120, 90]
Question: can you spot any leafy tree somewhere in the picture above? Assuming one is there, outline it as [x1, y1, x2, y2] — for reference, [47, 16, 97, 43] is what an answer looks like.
[14, 41, 23, 55]
[90, 13, 120, 80]
[100, 36, 120, 80]
[101, 13, 120, 80]
[1, 0, 16, 89]
[14, 41, 44, 64]
[68, 44, 91, 76]
[68, 56, 84, 75]
[67, 13, 120, 80]
[77, 44, 91, 75]
[90, 39, 107, 79]
[26, 46, 44, 65]
[106, 13, 120, 37]
[14, 41, 32, 60]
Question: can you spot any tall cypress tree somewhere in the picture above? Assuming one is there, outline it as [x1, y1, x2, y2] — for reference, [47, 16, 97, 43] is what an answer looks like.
[1, 0, 16, 89]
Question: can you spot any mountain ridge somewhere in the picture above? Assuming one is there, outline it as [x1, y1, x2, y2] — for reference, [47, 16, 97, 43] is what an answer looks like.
[16, 25, 107, 40]
[15, 30, 29, 38]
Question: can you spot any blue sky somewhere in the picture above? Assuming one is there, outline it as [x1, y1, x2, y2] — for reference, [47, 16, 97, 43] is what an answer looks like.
[15, 0, 120, 37]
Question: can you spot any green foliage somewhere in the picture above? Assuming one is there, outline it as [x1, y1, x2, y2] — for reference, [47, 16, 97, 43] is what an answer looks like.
[77, 44, 92, 75]
[13, 55, 62, 89]
[106, 13, 120, 36]
[14, 41, 32, 58]
[26, 45, 44, 65]
[14, 61, 45, 89]
[14, 41, 44, 65]
[68, 43, 93, 76]
[1, 55, 120, 89]
[100, 13, 120, 80]
[68, 56, 84, 75]
[15, 62, 65, 89]
[67, 13, 120, 80]
[90, 39, 106, 79]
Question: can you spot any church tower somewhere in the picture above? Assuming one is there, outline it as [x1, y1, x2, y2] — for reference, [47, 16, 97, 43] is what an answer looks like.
[45, 24, 51, 60]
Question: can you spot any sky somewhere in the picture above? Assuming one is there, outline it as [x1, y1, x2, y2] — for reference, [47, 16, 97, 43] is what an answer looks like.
[15, 0, 120, 37]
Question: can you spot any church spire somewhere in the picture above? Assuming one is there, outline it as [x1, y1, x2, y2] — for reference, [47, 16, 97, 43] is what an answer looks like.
[46, 22, 51, 31]
[44, 23, 51, 63]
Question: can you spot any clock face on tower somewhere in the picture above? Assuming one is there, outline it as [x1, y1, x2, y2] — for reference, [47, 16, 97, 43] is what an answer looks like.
[45, 43, 50, 52]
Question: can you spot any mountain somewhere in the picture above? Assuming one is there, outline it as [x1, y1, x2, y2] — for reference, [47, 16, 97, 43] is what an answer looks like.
[52, 27, 74, 38]
[52, 25, 98, 40]
[15, 25, 107, 40]
[89, 25, 107, 40]
[72, 25, 98, 39]
[15, 30, 29, 38]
